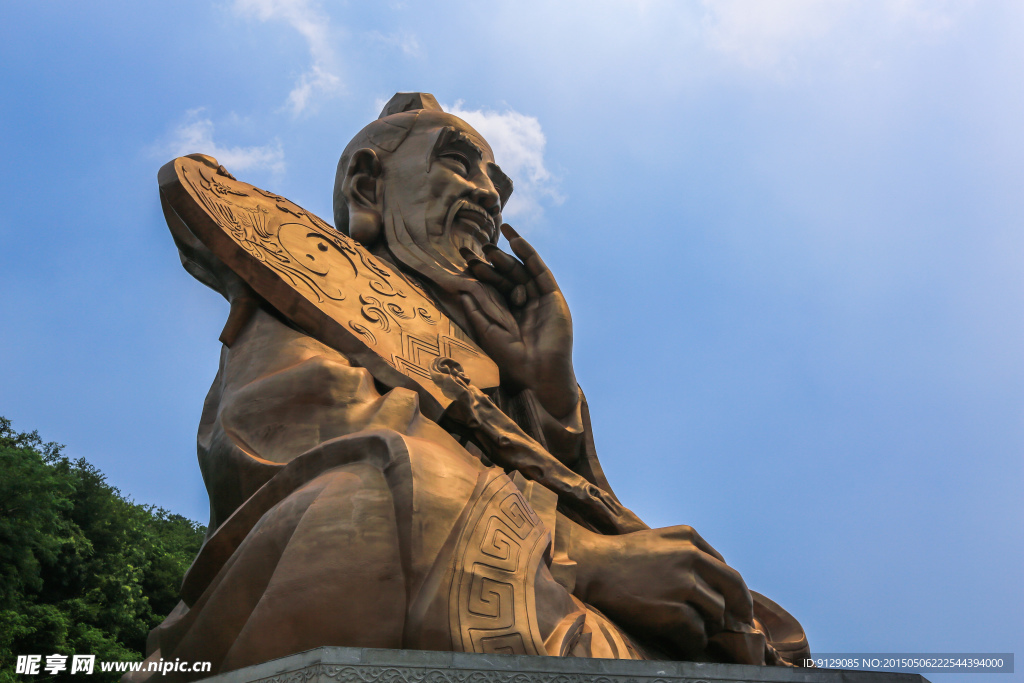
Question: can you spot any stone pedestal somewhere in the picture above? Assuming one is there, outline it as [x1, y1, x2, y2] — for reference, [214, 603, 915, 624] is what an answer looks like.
[196, 647, 931, 683]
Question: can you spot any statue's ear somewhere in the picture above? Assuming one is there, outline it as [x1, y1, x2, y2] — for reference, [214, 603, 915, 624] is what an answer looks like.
[342, 148, 384, 245]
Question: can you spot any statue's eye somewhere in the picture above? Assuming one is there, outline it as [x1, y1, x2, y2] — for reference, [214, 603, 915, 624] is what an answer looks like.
[440, 152, 471, 176]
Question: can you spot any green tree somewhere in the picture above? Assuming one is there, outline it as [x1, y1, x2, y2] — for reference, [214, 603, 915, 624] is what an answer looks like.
[0, 418, 205, 682]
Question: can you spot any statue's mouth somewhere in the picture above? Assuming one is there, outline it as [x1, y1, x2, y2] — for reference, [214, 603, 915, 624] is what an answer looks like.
[446, 200, 495, 260]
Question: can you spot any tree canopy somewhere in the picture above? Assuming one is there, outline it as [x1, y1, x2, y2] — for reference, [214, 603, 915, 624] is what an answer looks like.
[0, 418, 205, 682]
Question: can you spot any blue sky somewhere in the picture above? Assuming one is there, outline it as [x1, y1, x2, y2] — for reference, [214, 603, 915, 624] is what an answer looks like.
[2, 1, 1021, 678]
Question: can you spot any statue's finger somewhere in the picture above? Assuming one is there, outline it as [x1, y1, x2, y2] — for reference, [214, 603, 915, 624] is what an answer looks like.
[501, 225, 541, 270]
[688, 528, 729, 561]
[501, 225, 548, 273]
[663, 525, 725, 562]
[684, 574, 727, 635]
[694, 553, 754, 625]
[482, 244, 531, 285]
[500, 225, 561, 294]
[461, 249, 515, 293]
[500, 223, 520, 239]
[530, 265, 560, 296]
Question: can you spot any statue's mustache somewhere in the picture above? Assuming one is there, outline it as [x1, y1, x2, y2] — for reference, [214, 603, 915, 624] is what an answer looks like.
[381, 200, 517, 334]
[445, 198, 497, 246]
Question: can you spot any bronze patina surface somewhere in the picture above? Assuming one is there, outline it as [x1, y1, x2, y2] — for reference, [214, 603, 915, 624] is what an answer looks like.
[160, 154, 498, 419]
[134, 93, 810, 682]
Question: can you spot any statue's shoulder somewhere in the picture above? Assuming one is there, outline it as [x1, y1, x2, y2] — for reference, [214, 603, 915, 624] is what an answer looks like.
[158, 155, 498, 420]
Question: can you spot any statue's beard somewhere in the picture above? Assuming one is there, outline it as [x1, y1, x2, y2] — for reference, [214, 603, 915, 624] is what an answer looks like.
[381, 198, 516, 336]
[381, 199, 467, 295]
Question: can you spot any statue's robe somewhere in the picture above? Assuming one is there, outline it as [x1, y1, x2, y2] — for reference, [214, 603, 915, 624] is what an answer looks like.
[133, 155, 809, 680]
[129, 299, 656, 682]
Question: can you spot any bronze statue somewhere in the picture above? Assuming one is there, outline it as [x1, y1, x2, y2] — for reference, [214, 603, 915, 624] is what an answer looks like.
[134, 93, 810, 681]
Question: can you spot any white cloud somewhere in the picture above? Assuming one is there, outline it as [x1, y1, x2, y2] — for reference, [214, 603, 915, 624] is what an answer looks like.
[445, 102, 562, 222]
[285, 63, 340, 115]
[164, 110, 285, 174]
[233, 0, 341, 115]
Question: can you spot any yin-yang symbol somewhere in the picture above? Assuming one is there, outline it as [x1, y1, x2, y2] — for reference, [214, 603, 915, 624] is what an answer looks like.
[279, 223, 332, 276]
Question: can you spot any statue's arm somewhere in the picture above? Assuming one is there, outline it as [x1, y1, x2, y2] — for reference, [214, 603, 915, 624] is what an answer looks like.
[434, 361, 646, 535]
[496, 385, 585, 466]
[490, 382, 630, 519]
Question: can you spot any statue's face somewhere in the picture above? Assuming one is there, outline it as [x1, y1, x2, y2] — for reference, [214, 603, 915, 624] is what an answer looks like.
[381, 114, 512, 272]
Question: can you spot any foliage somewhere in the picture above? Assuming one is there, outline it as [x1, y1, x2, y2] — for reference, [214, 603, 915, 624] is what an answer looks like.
[0, 418, 205, 682]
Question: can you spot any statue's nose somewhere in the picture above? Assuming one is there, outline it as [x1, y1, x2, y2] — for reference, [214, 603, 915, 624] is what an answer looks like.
[470, 181, 501, 217]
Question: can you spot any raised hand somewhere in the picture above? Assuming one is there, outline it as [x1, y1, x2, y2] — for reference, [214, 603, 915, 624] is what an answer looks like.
[459, 224, 578, 418]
